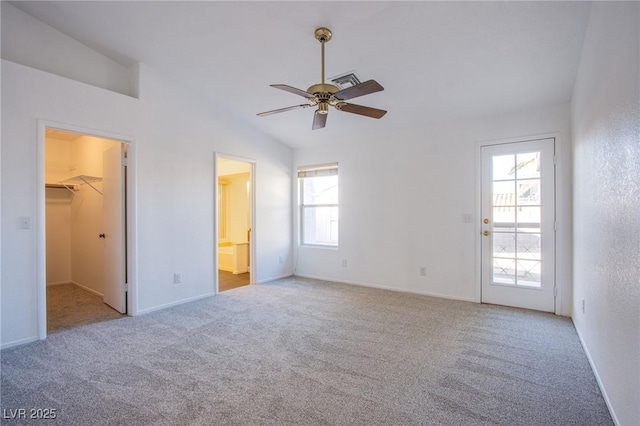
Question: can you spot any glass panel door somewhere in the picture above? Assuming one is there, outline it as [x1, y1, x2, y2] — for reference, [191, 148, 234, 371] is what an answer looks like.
[481, 138, 555, 312]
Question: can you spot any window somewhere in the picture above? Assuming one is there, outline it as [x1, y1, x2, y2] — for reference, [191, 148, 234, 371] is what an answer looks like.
[299, 163, 338, 246]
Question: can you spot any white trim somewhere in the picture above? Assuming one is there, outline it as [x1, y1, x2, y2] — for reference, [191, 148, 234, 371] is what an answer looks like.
[46, 281, 70, 287]
[573, 320, 620, 426]
[255, 273, 294, 284]
[70, 281, 103, 298]
[1, 336, 40, 350]
[293, 273, 476, 303]
[37, 120, 138, 342]
[136, 293, 215, 315]
[475, 132, 561, 314]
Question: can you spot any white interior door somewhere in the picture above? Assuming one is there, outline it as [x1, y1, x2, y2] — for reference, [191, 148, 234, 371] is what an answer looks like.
[102, 144, 126, 313]
[480, 138, 556, 312]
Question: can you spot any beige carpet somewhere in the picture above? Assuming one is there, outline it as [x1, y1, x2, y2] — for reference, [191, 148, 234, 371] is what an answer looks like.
[47, 283, 125, 333]
[3, 277, 612, 425]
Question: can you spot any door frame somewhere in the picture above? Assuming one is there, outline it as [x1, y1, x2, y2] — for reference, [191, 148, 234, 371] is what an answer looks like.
[214, 152, 256, 293]
[37, 120, 138, 339]
[475, 133, 559, 313]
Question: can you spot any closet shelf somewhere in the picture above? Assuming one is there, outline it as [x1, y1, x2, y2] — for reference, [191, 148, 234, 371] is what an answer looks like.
[59, 175, 103, 195]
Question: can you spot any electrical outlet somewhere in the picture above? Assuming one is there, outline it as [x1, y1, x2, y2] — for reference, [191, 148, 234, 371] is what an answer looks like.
[341, 259, 348, 268]
[173, 273, 182, 284]
[419, 267, 427, 276]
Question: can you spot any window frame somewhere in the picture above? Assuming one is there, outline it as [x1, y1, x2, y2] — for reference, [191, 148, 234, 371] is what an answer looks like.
[298, 163, 339, 247]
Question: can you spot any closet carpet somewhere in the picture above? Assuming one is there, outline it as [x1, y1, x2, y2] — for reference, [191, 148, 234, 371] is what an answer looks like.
[2, 277, 612, 425]
[46, 283, 125, 333]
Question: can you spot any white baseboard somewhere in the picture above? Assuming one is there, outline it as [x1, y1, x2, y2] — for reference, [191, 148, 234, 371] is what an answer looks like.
[70, 281, 103, 298]
[254, 273, 293, 284]
[572, 318, 619, 426]
[136, 292, 215, 315]
[292, 273, 476, 303]
[1, 335, 40, 350]
[46, 281, 70, 286]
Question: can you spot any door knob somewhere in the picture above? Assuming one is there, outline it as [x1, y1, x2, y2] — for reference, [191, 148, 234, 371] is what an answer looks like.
[483, 230, 491, 236]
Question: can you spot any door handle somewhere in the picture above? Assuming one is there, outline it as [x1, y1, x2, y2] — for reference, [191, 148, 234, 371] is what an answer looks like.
[99, 233, 106, 239]
[483, 230, 491, 236]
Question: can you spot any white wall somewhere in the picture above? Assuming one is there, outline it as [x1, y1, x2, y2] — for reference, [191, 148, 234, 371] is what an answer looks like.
[1, 60, 139, 347]
[1, 2, 134, 97]
[45, 138, 73, 284]
[45, 188, 72, 285]
[294, 103, 573, 313]
[133, 63, 292, 313]
[571, 3, 640, 425]
[2, 41, 292, 347]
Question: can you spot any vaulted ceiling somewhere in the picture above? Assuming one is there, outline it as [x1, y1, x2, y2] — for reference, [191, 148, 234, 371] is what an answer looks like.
[11, 1, 592, 148]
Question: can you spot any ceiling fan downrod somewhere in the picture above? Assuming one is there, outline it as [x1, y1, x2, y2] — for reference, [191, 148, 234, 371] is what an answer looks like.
[307, 28, 338, 97]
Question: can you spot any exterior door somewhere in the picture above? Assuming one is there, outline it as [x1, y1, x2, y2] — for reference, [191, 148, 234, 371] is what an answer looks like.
[102, 144, 126, 313]
[480, 138, 556, 312]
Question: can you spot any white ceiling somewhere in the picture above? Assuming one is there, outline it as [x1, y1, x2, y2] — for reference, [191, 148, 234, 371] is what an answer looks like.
[11, 1, 592, 149]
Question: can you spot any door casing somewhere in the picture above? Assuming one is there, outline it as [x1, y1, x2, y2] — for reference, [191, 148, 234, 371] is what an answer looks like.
[214, 152, 256, 293]
[37, 120, 137, 339]
[476, 134, 558, 313]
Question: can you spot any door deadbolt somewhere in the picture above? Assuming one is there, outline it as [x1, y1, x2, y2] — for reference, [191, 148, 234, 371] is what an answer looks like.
[483, 218, 490, 224]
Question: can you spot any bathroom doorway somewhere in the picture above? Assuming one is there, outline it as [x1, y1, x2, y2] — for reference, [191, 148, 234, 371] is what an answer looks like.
[216, 155, 254, 292]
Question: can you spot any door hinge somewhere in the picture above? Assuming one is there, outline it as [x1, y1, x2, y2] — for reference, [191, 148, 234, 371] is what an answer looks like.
[124, 283, 129, 292]
[122, 158, 128, 166]
[553, 155, 557, 165]
[553, 286, 557, 297]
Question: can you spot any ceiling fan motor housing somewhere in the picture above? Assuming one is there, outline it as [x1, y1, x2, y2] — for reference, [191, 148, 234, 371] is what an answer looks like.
[307, 83, 339, 96]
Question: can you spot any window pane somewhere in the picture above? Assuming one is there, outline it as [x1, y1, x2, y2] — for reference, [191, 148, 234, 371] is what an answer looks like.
[517, 179, 540, 206]
[302, 206, 338, 245]
[517, 260, 541, 288]
[493, 180, 515, 208]
[493, 154, 515, 180]
[493, 206, 515, 231]
[302, 175, 338, 205]
[517, 206, 541, 233]
[493, 232, 515, 259]
[517, 233, 541, 260]
[493, 258, 516, 285]
[516, 152, 540, 179]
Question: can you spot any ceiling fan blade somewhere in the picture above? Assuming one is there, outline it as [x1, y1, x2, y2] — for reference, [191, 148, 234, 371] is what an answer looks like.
[257, 104, 309, 117]
[334, 80, 384, 101]
[271, 84, 315, 99]
[312, 111, 327, 130]
[338, 103, 387, 119]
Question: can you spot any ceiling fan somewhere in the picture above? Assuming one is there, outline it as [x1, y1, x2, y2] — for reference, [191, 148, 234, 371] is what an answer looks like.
[257, 28, 387, 130]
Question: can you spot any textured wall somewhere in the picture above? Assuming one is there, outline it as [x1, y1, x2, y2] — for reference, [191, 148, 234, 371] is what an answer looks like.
[571, 3, 640, 425]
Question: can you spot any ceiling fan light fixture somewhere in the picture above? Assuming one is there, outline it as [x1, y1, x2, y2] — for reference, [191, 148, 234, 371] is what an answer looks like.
[317, 102, 329, 115]
[257, 27, 387, 129]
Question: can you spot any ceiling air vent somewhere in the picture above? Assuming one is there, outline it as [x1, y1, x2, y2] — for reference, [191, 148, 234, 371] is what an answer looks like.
[330, 71, 361, 90]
